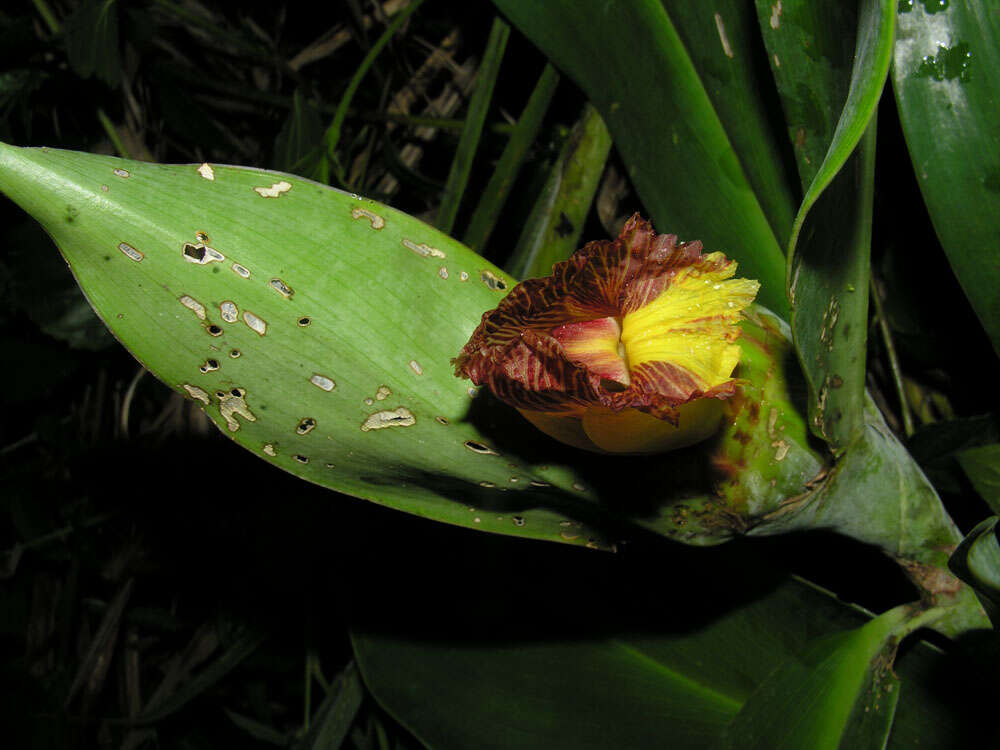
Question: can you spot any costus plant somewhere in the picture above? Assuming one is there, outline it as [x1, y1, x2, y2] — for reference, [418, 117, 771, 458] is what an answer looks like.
[1, 0, 999, 748]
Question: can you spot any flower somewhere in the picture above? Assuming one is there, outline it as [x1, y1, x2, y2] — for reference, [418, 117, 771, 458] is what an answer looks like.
[453, 215, 759, 454]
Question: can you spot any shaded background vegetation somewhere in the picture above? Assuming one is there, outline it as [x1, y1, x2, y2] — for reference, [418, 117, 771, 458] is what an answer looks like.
[1, 1, 998, 747]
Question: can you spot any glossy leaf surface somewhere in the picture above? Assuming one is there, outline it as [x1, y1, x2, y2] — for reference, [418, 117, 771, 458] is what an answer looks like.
[769, 0, 895, 452]
[0, 143, 617, 550]
[352, 532, 977, 749]
[893, 0, 1000, 355]
[0, 145, 842, 552]
[721, 606, 906, 749]
[491, 0, 790, 316]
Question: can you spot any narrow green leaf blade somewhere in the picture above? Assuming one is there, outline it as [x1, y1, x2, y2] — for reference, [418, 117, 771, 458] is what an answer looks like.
[957, 444, 1000, 514]
[506, 103, 612, 281]
[491, 0, 789, 316]
[294, 662, 365, 750]
[463, 63, 560, 252]
[948, 516, 1000, 627]
[777, 0, 895, 451]
[436, 17, 510, 234]
[720, 607, 907, 750]
[892, 0, 1000, 355]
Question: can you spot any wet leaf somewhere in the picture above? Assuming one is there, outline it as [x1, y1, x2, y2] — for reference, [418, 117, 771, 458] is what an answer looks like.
[769, 0, 895, 452]
[490, 0, 790, 316]
[892, 0, 1000, 355]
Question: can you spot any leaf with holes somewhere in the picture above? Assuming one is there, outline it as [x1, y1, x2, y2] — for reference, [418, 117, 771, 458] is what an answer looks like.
[0, 143, 840, 551]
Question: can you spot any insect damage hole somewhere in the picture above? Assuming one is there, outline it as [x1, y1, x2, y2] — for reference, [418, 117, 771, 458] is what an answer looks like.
[254, 181, 292, 198]
[219, 301, 238, 323]
[292, 454, 310, 464]
[480, 270, 507, 291]
[182, 243, 224, 265]
[199, 358, 220, 373]
[229, 349, 241, 358]
[464, 440, 499, 456]
[113, 167, 130, 178]
[269, 278, 294, 298]
[179, 295, 207, 320]
[216, 387, 257, 432]
[351, 207, 385, 229]
[309, 374, 335, 391]
[118, 242, 143, 262]
[243, 311, 267, 336]
[206, 324, 223, 337]
[361, 407, 415, 432]
[297, 317, 312, 327]
[195, 231, 210, 243]
[296, 418, 317, 435]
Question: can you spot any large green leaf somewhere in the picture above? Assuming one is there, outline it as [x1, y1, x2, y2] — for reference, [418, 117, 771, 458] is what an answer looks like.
[762, 0, 895, 452]
[351, 532, 979, 749]
[0, 143, 616, 549]
[720, 606, 906, 749]
[892, 0, 1000, 355]
[490, 0, 790, 317]
[0, 144, 848, 552]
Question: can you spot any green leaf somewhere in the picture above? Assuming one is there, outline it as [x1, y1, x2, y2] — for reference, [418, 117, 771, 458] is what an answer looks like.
[294, 662, 365, 750]
[906, 415, 1000, 494]
[505, 103, 612, 281]
[436, 17, 510, 234]
[948, 516, 1000, 628]
[773, 0, 895, 452]
[463, 63, 560, 252]
[720, 606, 906, 750]
[892, 0, 1000, 355]
[64, 0, 121, 89]
[0, 143, 622, 549]
[351, 532, 974, 749]
[957, 445, 1000, 514]
[491, 0, 790, 317]
[759, 398, 990, 637]
[0, 144, 853, 552]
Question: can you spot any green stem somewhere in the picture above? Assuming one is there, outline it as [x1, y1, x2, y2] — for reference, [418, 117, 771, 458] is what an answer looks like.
[32, 0, 61, 34]
[97, 109, 131, 159]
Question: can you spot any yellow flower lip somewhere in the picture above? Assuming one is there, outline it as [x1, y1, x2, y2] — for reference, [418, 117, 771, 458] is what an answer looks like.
[453, 214, 759, 453]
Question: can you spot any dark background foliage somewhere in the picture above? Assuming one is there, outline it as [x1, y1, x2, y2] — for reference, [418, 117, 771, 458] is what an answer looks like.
[1, 1, 997, 747]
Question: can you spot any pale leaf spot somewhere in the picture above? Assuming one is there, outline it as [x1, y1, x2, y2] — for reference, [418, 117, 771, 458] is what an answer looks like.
[118, 242, 143, 262]
[179, 295, 206, 320]
[198, 163, 215, 180]
[360, 407, 415, 432]
[351, 207, 385, 229]
[253, 180, 292, 198]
